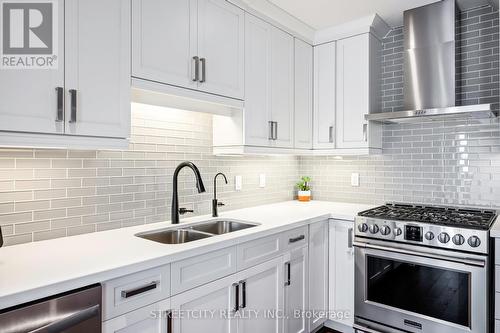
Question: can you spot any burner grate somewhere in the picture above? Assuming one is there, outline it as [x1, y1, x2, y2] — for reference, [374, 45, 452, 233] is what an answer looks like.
[358, 204, 497, 230]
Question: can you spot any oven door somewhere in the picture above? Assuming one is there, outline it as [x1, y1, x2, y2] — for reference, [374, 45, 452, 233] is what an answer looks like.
[354, 241, 487, 333]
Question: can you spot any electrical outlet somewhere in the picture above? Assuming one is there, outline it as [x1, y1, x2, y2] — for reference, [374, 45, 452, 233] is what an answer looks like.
[235, 175, 242, 191]
[259, 174, 266, 188]
[351, 173, 360, 187]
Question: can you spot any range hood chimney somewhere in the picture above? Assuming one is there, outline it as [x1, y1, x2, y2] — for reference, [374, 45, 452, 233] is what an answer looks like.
[366, 0, 498, 123]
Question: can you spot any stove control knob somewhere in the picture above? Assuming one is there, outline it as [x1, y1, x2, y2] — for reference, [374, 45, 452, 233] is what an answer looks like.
[358, 223, 368, 233]
[393, 227, 402, 236]
[425, 231, 434, 241]
[452, 234, 465, 246]
[468, 236, 481, 248]
[369, 224, 379, 234]
[438, 232, 450, 244]
[380, 226, 391, 236]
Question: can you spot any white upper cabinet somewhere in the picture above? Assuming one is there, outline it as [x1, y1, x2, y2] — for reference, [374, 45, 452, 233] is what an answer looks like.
[313, 42, 336, 149]
[243, 13, 294, 149]
[0, 0, 130, 148]
[336, 33, 382, 150]
[132, 0, 197, 91]
[132, 0, 244, 101]
[65, 0, 130, 139]
[294, 39, 313, 150]
[0, 0, 64, 135]
[269, 27, 294, 148]
[244, 13, 272, 147]
[197, 0, 245, 99]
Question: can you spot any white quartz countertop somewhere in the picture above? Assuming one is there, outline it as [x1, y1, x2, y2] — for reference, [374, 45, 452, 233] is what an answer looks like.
[0, 200, 373, 309]
[489, 215, 500, 238]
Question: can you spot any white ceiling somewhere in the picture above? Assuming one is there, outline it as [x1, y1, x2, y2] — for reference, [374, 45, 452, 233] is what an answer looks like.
[267, 0, 442, 29]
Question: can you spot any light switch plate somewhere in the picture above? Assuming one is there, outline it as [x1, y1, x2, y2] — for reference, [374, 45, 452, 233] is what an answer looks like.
[259, 174, 266, 188]
[235, 176, 242, 191]
[351, 173, 360, 187]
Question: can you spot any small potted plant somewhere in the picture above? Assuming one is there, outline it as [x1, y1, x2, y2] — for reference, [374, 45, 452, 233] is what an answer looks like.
[296, 176, 312, 202]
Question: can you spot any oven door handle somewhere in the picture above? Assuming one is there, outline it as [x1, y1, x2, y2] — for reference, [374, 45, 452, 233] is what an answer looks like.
[353, 241, 486, 267]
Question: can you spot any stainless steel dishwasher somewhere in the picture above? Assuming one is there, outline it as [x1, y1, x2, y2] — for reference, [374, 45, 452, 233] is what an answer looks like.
[0, 284, 101, 333]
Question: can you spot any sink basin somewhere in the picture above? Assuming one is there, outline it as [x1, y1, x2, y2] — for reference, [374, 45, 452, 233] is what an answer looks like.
[136, 229, 213, 244]
[189, 220, 259, 235]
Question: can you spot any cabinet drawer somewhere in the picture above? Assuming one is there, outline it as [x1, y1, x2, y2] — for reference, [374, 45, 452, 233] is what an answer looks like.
[282, 226, 308, 250]
[171, 246, 237, 295]
[237, 233, 282, 269]
[103, 265, 170, 320]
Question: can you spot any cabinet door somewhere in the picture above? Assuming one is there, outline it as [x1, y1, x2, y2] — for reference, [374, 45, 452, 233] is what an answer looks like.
[284, 247, 308, 333]
[308, 221, 329, 331]
[237, 257, 284, 333]
[336, 34, 371, 149]
[103, 300, 170, 333]
[270, 27, 294, 149]
[294, 39, 313, 150]
[170, 274, 237, 333]
[65, 0, 130, 138]
[132, 0, 197, 90]
[197, 0, 244, 100]
[313, 42, 336, 149]
[329, 220, 355, 327]
[244, 14, 272, 147]
[0, 0, 64, 134]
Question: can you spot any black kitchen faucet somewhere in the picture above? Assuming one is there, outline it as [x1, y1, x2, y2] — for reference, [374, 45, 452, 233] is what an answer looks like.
[171, 161, 206, 224]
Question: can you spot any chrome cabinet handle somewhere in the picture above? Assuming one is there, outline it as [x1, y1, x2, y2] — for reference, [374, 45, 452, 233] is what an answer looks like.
[273, 121, 278, 140]
[69, 89, 77, 123]
[199, 58, 206, 83]
[328, 126, 334, 143]
[29, 304, 100, 333]
[121, 281, 158, 298]
[239, 280, 246, 309]
[289, 235, 305, 243]
[232, 283, 240, 312]
[363, 123, 368, 142]
[284, 261, 291, 286]
[192, 56, 200, 82]
[348, 228, 353, 249]
[55, 87, 64, 122]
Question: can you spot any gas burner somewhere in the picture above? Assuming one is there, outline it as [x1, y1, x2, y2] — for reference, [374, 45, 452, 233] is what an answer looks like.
[358, 203, 497, 230]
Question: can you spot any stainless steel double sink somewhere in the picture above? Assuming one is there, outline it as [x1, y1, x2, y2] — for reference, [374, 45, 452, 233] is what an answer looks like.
[136, 219, 259, 244]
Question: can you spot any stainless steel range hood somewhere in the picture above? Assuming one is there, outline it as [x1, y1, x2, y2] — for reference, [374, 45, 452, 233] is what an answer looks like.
[366, 0, 498, 124]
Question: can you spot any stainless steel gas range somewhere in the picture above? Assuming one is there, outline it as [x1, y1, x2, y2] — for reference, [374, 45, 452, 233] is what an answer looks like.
[353, 203, 498, 333]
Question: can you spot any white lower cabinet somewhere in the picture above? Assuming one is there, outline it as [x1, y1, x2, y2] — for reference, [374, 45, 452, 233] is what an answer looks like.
[284, 246, 308, 333]
[170, 274, 237, 333]
[308, 221, 329, 332]
[237, 256, 284, 333]
[103, 299, 171, 333]
[103, 255, 285, 333]
[329, 220, 355, 329]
